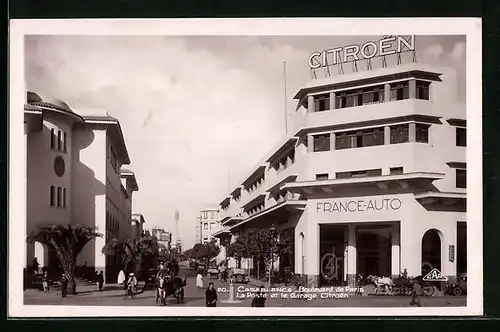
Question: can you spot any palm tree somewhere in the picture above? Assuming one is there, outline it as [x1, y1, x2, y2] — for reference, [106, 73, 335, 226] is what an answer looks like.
[27, 224, 102, 294]
[102, 235, 159, 280]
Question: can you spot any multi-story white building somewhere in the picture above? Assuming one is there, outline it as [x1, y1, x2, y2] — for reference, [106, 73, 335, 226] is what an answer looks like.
[196, 206, 221, 244]
[214, 58, 467, 287]
[24, 91, 140, 283]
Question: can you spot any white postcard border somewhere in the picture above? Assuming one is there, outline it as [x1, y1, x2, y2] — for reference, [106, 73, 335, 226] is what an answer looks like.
[9, 18, 483, 317]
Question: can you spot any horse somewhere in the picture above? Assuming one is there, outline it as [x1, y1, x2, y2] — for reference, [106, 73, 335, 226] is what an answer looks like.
[366, 275, 395, 295]
[156, 276, 168, 305]
[155, 276, 186, 304]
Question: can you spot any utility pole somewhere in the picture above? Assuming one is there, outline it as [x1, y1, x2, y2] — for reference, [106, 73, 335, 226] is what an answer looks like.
[283, 61, 288, 134]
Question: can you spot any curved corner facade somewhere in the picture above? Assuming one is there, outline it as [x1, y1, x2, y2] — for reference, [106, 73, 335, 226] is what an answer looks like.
[24, 92, 142, 283]
[214, 63, 467, 287]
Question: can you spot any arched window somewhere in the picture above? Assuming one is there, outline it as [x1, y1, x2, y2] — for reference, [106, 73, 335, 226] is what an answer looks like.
[63, 188, 66, 207]
[50, 186, 55, 206]
[57, 187, 62, 207]
[50, 129, 55, 149]
[57, 131, 62, 151]
[63, 132, 67, 152]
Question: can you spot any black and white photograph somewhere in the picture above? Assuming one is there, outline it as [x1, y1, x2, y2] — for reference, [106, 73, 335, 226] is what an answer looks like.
[9, 18, 482, 317]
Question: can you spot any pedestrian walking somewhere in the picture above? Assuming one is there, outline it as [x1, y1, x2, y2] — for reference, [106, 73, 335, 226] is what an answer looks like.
[409, 276, 422, 307]
[60, 274, 68, 298]
[32, 257, 39, 275]
[117, 269, 126, 286]
[205, 282, 217, 307]
[251, 285, 266, 307]
[196, 272, 204, 288]
[42, 271, 49, 293]
[98, 271, 104, 291]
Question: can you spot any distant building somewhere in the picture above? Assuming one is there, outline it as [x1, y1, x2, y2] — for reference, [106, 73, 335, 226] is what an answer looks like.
[197, 206, 220, 244]
[131, 213, 146, 239]
[151, 227, 172, 250]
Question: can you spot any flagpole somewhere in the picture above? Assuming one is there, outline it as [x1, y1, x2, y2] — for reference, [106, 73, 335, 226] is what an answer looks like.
[283, 61, 288, 134]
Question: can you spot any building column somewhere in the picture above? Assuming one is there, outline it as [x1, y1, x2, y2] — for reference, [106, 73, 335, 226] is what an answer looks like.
[391, 223, 401, 277]
[343, 227, 348, 282]
[409, 79, 416, 99]
[384, 83, 391, 102]
[409, 122, 416, 142]
[307, 95, 315, 113]
[305, 224, 320, 287]
[307, 135, 314, 153]
[329, 92, 336, 110]
[347, 224, 357, 286]
[330, 132, 336, 151]
[384, 126, 391, 145]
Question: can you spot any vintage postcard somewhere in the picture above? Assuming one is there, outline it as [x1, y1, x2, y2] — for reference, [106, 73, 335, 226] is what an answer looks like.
[8, 18, 482, 317]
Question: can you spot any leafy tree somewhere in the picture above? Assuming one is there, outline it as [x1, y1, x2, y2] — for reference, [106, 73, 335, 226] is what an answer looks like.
[226, 240, 247, 269]
[190, 240, 221, 268]
[27, 224, 102, 294]
[102, 234, 159, 280]
[245, 228, 280, 285]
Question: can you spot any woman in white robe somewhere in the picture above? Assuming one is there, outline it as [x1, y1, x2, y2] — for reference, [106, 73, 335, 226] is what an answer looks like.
[196, 272, 203, 288]
[117, 270, 126, 285]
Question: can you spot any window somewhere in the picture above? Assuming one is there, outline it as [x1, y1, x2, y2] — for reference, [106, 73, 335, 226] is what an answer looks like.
[63, 188, 66, 207]
[57, 187, 62, 207]
[336, 128, 384, 150]
[335, 93, 347, 109]
[361, 87, 384, 105]
[390, 124, 409, 144]
[346, 94, 357, 107]
[50, 129, 56, 149]
[316, 173, 329, 181]
[390, 81, 409, 101]
[210, 222, 215, 230]
[456, 169, 466, 188]
[50, 186, 55, 206]
[210, 211, 215, 219]
[416, 81, 430, 100]
[202, 211, 208, 219]
[456, 127, 466, 147]
[203, 223, 208, 230]
[63, 132, 67, 152]
[313, 134, 330, 152]
[314, 94, 330, 112]
[336, 169, 382, 179]
[390, 167, 404, 175]
[416, 124, 430, 143]
[57, 130, 62, 151]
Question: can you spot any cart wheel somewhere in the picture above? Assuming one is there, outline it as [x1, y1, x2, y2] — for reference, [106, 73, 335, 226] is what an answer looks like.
[422, 285, 434, 297]
[236, 275, 243, 283]
[452, 287, 463, 296]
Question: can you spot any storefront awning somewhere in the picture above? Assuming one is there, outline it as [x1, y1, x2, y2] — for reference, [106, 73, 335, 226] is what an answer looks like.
[282, 172, 445, 196]
[231, 200, 306, 231]
[414, 191, 466, 211]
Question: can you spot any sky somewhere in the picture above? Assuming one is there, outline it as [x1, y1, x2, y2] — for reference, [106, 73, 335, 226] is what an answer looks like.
[24, 34, 466, 249]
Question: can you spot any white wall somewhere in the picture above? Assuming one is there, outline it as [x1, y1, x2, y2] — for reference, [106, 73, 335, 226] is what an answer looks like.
[71, 128, 107, 269]
[26, 114, 74, 267]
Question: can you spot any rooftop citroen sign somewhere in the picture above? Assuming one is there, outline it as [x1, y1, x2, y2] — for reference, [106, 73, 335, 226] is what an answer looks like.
[308, 35, 415, 69]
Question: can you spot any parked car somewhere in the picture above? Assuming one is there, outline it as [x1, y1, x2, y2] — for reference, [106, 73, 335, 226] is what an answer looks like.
[447, 273, 467, 296]
[230, 268, 248, 283]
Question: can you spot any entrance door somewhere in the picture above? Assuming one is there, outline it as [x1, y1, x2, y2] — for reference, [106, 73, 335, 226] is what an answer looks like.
[421, 229, 442, 275]
[356, 226, 392, 278]
[319, 225, 346, 286]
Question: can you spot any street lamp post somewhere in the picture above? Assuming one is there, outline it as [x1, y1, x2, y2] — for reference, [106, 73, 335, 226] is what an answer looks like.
[269, 224, 276, 286]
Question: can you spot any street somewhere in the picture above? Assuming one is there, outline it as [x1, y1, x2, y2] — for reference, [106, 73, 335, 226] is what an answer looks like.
[24, 267, 466, 308]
